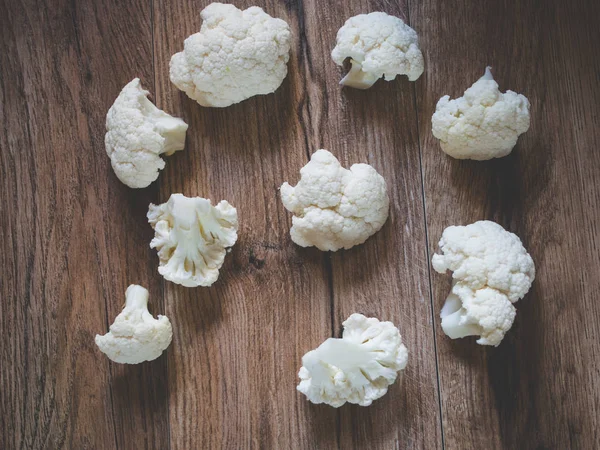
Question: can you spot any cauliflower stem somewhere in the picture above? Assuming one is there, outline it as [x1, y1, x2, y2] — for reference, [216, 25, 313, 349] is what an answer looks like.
[440, 293, 482, 339]
[340, 59, 381, 89]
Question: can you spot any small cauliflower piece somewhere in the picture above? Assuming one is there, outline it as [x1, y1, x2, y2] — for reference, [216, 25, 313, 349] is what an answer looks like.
[148, 193, 238, 287]
[432, 220, 535, 346]
[170, 3, 292, 107]
[105, 78, 188, 188]
[431, 67, 531, 160]
[331, 12, 424, 89]
[297, 313, 408, 407]
[280, 150, 389, 251]
[440, 283, 516, 346]
[95, 285, 172, 364]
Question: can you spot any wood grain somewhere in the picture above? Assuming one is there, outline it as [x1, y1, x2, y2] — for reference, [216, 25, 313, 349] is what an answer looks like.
[2, 0, 600, 448]
[297, 0, 442, 448]
[153, 0, 338, 448]
[412, 0, 600, 448]
[0, 0, 169, 449]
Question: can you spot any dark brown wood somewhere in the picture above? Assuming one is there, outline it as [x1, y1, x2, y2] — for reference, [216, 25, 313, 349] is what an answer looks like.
[152, 1, 339, 448]
[2, 0, 600, 448]
[0, 0, 169, 449]
[412, 0, 600, 448]
[296, 1, 443, 448]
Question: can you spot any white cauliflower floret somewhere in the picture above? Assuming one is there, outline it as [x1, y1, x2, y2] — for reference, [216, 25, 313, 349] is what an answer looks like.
[280, 150, 389, 251]
[297, 313, 408, 407]
[440, 283, 516, 346]
[431, 67, 531, 160]
[432, 220, 535, 346]
[105, 78, 188, 188]
[170, 3, 292, 107]
[331, 12, 424, 89]
[95, 285, 172, 364]
[147, 194, 238, 287]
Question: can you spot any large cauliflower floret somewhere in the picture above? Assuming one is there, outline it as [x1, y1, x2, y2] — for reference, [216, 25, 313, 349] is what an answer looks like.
[432, 220, 535, 346]
[105, 78, 188, 188]
[331, 12, 424, 89]
[170, 3, 292, 107]
[148, 194, 238, 287]
[95, 285, 173, 364]
[297, 313, 408, 407]
[280, 150, 389, 251]
[431, 67, 531, 160]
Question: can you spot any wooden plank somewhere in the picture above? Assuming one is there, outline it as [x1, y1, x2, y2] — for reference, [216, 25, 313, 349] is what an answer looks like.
[293, 0, 444, 448]
[152, 1, 337, 448]
[0, 0, 169, 449]
[412, 0, 600, 447]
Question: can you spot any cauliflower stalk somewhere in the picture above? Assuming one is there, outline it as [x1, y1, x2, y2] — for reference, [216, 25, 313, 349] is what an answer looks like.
[105, 78, 188, 188]
[297, 313, 408, 407]
[432, 220, 535, 346]
[148, 193, 238, 287]
[431, 67, 531, 160]
[280, 150, 389, 251]
[331, 12, 424, 89]
[95, 285, 173, 364]
[170, 3, 292, 107]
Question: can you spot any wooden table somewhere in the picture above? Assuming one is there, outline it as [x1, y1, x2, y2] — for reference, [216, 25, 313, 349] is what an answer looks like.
[2, 0, 599, 448]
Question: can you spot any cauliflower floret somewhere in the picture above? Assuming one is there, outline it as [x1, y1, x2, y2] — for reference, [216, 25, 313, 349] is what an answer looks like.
[105, 78, 188, 188]
[432, 220, 535, 346]
[170, 3, 292, 107]
[431, 67, 531, 160]
[440, 283, 516, 346]
[331, 12, 424, 89]
[95, 285, 173, 364]
[297, 313, 408, 407]
[147, 194, 238, 287]
[280, 150, 389, 251]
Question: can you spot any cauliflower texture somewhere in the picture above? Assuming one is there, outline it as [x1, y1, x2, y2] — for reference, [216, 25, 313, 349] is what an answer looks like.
[170, 3, 292, 107]
[105, 78, 188, 188]
[280, 150, 389, 251]
[331, 12, 424, 89]
[95, 285, 173, 364]
[432, 220, 535, 346]
[431, 67, 531, 160]
[441, 283, 516, 346]
[148, 194, 238, 287]
[297, 313, 408, 407]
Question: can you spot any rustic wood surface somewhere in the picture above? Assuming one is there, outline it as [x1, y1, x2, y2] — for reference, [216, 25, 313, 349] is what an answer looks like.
[1, 0, 599, 448]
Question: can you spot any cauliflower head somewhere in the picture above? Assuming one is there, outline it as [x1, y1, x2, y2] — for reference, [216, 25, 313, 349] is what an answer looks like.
[280, 150, 389, 251]
[431, 67, 531, 160]
[105, 78, 188, 188]
[95, 285, 173, 364]
[432, 220, 535, 346]
[169, 3, 292, 107]
[148, 193, 238, 287]
[331, 12, 424, 89]
[297, 313, 408, 407]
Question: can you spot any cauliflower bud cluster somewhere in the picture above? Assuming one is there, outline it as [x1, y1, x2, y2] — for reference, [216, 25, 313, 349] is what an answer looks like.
[298, 313, 408, 407]
[95, 285, 173, 364]
[170, 3, 292, 107]
[148, 194, 239, 288]
[432, 67, 531, 160]
[105, 78, 188, 188]
[280, 150, 389, 251]
[432, 221, 535, 346]
[331, 12, 424, 89]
